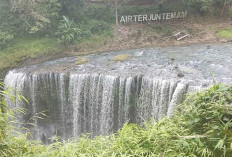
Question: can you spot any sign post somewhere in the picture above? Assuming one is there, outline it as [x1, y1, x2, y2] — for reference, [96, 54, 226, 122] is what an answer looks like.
[115, 0, 119, 26]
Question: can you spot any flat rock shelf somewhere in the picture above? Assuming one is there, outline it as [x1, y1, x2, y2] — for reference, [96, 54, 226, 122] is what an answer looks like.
[4, 44, 232, 144]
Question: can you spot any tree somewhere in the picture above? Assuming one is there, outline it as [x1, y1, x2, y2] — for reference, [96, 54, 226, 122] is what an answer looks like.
[183, 0, 232, 15]
[59, 0, 84, 16]
[9, 0, 61, 33]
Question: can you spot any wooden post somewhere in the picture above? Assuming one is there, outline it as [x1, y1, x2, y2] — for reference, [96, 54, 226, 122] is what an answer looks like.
[115, 0, 119, 26]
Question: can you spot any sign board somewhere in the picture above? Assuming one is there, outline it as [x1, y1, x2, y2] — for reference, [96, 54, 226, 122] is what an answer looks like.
[120, 11, 187, 23]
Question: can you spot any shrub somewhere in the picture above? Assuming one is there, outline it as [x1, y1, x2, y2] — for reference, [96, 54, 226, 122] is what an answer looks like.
[88, 20, 111, 35]
[83, 5, 115, 24]
[183, 0, 213, 13]
[183, 0, 232, 14]
[177, 84, 232, 156]
[0, 1, 23, 34]
[0, 0, 23, 49]
[56, 16, 83, 45]
[0, 31, 13, 50]
[1, 83, 232, 156]
[9, 0, 61, 34]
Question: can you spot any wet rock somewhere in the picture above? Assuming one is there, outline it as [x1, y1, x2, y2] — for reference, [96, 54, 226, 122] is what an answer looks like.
[179, 67, 198, 74]
[169, 58, 175, 65]
[202, 83, 208, 88]
[134, 51, 143, 57]
[177, 72, 184, 78]
[174, 64, 179, 69]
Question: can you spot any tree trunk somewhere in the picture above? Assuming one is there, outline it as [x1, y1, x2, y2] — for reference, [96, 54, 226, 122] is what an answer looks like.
[222, 0, 227, 16]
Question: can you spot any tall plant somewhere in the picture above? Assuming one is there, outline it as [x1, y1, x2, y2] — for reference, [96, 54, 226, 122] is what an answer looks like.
[56, 16, 83, 45]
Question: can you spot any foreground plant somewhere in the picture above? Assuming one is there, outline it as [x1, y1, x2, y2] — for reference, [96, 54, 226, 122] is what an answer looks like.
[0, 84, 232, 157]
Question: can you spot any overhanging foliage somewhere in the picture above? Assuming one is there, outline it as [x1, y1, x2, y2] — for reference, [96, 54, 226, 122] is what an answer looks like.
[0, 84, 232, 156]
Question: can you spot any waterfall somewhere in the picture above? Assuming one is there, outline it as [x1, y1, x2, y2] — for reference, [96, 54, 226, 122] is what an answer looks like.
[4, 71, 191, 142]
[4, 70, 27, 129]
[4, 44, 232, 143]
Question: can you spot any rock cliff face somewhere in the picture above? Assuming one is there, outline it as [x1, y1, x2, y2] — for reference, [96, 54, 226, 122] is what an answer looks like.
[4, 44, 232, 143]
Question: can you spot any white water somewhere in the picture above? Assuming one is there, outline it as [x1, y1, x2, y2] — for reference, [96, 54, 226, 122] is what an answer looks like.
[4, 71, 191, 143]
[4, 44, 232, 143]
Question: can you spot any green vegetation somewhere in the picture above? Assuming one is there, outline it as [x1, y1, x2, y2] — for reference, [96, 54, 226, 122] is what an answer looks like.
[0, 0, 114, 72]
[0, 0, 232, 73]
[0, 32, 113, 72]
[0, 37, 59, 70]
[183, 0, 232, 15]
[1, 84, 232, 156]
[217, 28, 232, 38]
[56, 16, 84, 45]
[75, 57, 89, 65]
[0, 0, 114, 50]
[113, 54, 131, 62]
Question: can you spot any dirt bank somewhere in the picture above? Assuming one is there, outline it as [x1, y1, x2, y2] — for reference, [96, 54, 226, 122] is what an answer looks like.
[69, 20, 232, 55]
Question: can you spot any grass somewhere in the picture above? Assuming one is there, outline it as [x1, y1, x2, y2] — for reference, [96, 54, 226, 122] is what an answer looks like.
[0, 37, 59, 70]
[76, 31, 113, 50]
[217, 28, 232, 38]
[75, 57, 88, 65]
[113, 54, 131, 62]
[0, 31, 113, 72]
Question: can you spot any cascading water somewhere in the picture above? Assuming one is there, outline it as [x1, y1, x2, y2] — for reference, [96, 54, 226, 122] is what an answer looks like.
[4, 44, 232, 143]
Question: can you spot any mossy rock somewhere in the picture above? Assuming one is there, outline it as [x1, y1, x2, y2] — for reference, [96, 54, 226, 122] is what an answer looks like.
[217, 28, 232, 39]
[113, 54, 131, 62]
[75, 57, 88, 65]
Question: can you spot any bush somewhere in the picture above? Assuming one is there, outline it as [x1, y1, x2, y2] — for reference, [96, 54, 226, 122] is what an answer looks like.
[56, 16, 111, 44]
[56, 16, 83, 45]
[1, 84, 232, 156]
[9, 0, 61, 34]
[88, 20, 111, 35]
[0, 1, 23, 35]
[83, 5, 115, 24]
[183, 0, 214, 13]
[177, 84, 232, 156]
[0, 0, 23, 49]
[183, 0, 232, 14]
[0, 31, 13, 50]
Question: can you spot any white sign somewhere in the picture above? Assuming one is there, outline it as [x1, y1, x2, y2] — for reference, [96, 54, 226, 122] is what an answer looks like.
[120, 11, 188, 23]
